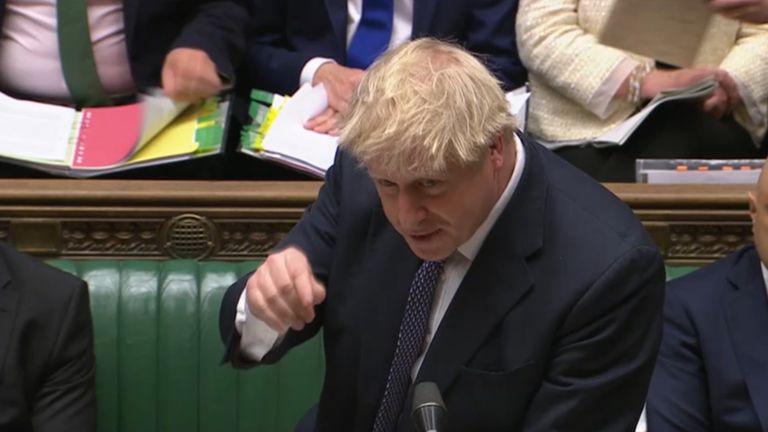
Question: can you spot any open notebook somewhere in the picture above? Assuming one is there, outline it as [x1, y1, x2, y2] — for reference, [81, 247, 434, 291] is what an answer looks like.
[0, 92, 229, 177]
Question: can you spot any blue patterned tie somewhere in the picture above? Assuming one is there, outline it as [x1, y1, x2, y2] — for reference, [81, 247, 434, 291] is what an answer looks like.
[347, 0, 394, 69]
[372, 260, 444, 432]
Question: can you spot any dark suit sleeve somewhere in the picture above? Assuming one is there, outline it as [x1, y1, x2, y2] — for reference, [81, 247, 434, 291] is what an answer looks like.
[170, 0, 249, 82]
[522, 246, 665, 431]
[220, 150, 345, 366]
[464, 0, 527, 90]
[32, 281, 97, 432]
[241, 1, 320, 95]
[646, 286, 711, 432]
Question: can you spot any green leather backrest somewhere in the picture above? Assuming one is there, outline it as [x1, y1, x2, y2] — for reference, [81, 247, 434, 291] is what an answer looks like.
[47, 260, 324, 432]
[42, 259, 700, 432]
[666, 266, 699, 281]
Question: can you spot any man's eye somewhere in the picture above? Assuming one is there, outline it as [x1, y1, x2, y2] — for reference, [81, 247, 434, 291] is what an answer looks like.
[378, 179, 396, 188]
[420, 179, 440, 188]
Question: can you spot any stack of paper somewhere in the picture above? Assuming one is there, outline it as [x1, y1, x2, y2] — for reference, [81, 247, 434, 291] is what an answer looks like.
[241, 84, 338, 177]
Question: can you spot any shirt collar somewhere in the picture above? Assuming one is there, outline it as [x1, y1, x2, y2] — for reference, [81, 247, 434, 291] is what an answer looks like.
[456, 134, 525, 262]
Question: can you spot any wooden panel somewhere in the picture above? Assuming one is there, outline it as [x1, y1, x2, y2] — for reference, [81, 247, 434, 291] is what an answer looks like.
[606, 184, 752, 265]
[0, 180, 752, 264]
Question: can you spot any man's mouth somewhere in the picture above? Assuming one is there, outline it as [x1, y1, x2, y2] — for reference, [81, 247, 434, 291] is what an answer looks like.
[408, 230, 439, 241]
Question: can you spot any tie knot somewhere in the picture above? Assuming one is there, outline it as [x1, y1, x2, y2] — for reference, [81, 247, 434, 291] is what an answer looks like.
[417, 260, 444, 285]
[423, 260, 444, 270]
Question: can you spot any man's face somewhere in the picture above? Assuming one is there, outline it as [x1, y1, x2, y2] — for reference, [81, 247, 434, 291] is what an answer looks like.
[367, 145, 506, 261]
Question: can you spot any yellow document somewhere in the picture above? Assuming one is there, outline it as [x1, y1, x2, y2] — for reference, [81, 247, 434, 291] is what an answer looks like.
[129, 104, 199, 163]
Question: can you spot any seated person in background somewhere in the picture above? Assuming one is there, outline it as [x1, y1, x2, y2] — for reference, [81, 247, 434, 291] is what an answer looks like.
[220, 38, 665, 431]
[0, 241, 96, 432]
[646, 160, 768, 431]
[516, 0, 768, 182]
[710, 0, 768, 23]
[243, 0, 527, 135]
[0, 0, 248, 106]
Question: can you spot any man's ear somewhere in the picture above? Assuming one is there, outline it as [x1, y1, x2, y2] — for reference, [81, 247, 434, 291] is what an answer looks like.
[489, 135, 505, 168]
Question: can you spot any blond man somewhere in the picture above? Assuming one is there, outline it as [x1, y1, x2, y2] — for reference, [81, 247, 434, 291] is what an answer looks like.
[221, 39, 665, 431]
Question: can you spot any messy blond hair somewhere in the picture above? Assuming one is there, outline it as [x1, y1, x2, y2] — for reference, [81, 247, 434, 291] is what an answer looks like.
[340, 38, 516, 177]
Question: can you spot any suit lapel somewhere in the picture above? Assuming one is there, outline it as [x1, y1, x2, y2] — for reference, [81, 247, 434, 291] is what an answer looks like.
[0, 251, 16, 383]
[724, 247, 768, 431]
[356, 207, 422, 426]
[412, 0, 438, 37]
[325, 0, 348, 57]
[417, 134, 546, 400]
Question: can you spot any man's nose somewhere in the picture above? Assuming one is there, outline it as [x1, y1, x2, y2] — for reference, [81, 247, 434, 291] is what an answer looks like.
[398, 192, 427, 227]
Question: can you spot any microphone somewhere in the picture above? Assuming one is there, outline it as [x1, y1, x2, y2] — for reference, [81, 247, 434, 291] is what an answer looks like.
[411, 381, 446, 432]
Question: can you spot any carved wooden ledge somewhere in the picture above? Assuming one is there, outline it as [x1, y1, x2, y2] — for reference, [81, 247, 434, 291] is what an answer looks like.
[606, 183, 752, 265]
[0, 180, 753, 264]
[0, 179, 321, 260]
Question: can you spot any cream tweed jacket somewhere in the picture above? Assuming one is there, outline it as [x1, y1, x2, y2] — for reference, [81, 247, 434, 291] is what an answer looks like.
[516, 0, 768, 145]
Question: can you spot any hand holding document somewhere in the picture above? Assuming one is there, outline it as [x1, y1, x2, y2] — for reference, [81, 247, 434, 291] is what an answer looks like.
[240, 84, 531, 177]
[241, 84, 339, 177]
[594, 78, 717, 146]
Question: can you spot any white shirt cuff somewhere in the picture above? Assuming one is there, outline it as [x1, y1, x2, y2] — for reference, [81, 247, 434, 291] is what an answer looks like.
[300, 57, 336, 88]
[587, 58, 638, 119]
[235, 287, 282, 361]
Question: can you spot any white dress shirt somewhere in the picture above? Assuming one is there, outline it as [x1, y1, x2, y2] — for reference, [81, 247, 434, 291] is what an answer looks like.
[236, 135, 527, 380]
[299, 0, 414, 87]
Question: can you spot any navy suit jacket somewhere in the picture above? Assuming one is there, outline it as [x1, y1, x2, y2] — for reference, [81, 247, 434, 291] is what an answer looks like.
[0, 242, 95, 432]
[243, 0, 526, 94]
[221, 135, 665, 431]
[0, 0, 247, 92]
[647, 246, 768, 431]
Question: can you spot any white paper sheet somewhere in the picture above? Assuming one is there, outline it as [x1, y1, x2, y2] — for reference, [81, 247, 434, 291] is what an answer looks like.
[260, 84, 339, 174]
[0, 92, 77, 162]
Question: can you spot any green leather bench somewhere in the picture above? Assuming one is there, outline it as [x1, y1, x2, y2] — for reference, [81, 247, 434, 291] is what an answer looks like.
[46, 259, 701, 432]
[48, 259, 324, 432]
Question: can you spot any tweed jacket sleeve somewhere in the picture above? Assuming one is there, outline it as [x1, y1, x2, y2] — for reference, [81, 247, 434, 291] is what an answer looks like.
[516, 0, 640, 114]
[720, 21, 768, 144]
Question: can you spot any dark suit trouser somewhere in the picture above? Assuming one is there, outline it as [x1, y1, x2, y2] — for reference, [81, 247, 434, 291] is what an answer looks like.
[554, 101, 766, 182]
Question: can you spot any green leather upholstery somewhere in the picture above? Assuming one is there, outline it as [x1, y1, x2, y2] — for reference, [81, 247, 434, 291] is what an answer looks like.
[666, 266, 699, 281]
[41, 258, 701, 432]
[47, 260, 324, 432]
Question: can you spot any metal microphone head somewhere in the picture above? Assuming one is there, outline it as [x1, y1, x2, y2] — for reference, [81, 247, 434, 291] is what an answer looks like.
[411, 382, 446, 432]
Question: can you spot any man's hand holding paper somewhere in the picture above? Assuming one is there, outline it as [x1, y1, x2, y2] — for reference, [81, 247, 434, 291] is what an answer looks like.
[305, 63, 365, 135]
